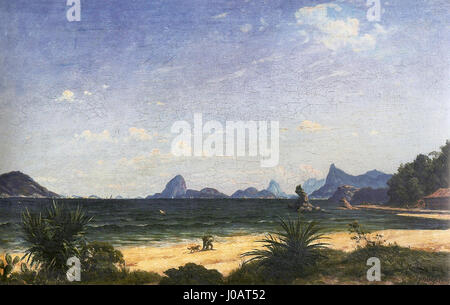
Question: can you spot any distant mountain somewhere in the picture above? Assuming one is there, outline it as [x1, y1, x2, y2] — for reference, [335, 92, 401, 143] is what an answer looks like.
[266, 180, 289, 198]
[185, 188, 228, 198]
[0, 171, 59, 198]
[151, 175, 187, 198]
[115, 195, 124, 199]
[310, 164, 392, 199]
[231, 187, 276, 199]
[149, 175, 228, 199]
[328, 185, 388, 205]
[302, 178, 326, 195]
[88, 195, 101, 199]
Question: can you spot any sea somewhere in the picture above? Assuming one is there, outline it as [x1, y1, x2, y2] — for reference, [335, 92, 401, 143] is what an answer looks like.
[0, 198, 448, 252]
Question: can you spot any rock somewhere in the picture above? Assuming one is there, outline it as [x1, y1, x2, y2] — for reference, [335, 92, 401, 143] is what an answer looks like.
[329, 185, 359, 203]
[329, 185, 389, 205]
[340, 197, 356, 210]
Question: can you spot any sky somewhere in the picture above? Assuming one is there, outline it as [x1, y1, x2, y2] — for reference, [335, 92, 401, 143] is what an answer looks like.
[0, 0, 449, 197]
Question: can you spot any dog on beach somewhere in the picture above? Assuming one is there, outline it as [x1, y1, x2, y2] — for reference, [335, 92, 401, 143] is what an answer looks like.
[187, 245, 201, 253]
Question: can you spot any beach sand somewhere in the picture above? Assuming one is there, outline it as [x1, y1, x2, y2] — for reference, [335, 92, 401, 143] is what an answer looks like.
[120, 229, 450, 276]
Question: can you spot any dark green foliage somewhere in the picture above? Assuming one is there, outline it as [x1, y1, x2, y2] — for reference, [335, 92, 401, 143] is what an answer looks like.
[387, 140, 449, 206]
[226, 262, 269, 284]
[160, 263, 224, 285]
[21, 201, 92, 280]
[80, 241, 125, 281]
[241, 217, 328, 283]
[343, 245, 449, 284]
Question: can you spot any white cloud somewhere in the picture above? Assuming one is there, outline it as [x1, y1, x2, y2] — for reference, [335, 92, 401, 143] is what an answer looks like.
[84, 90, 93, 96]
[297, 120, 328, 132]
[56, 90, 75, 102]
[299, 164, 323, 178]
[240, 24, 253, 33]
[370, 130, 379, 136]
[129, 127, 152, 141]
[75, 130, 115, 143]
[207, 69, 246, 84]
[212, 12, 228, 19]
[295, 3, 382, 52]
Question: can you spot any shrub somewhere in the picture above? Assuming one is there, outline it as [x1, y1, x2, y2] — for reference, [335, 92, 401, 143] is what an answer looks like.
[160, 263, 224, 285]
[241, 217, 328, 283]
[21, 201, 91, 280]
[80, 241, 125, 281]
[226, 262, 267, 284]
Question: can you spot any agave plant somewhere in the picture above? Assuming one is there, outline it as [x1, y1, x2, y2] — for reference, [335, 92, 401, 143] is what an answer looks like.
[241, 216, 328, 281]
[21, 200, 92, 279]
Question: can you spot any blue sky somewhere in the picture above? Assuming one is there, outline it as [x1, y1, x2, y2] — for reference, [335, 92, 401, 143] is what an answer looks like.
[0, 0, 449, 197]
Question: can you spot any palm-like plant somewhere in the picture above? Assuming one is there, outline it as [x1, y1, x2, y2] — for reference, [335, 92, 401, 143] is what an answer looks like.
[241, 217, 328, 281]
[21, 201, 92, 279]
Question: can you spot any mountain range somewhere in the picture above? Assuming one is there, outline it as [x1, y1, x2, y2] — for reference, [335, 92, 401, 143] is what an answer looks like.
[309, 164, 392, 199]
[0, 165, 391, 200]
[147, 175, 290, 199]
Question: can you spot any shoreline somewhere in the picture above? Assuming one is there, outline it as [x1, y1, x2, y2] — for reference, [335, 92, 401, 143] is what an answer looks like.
[120, 228, 450, 276]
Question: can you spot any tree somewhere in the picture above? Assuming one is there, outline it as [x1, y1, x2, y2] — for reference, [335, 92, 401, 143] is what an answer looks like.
[387, 140, 449, 206]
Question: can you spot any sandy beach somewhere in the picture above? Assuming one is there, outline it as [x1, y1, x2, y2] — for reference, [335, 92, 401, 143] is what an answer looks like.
[121, 229, 450, 276]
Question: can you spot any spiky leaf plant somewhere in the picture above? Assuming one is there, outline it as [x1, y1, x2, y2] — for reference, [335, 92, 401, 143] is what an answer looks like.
[21, 200, 92, 280]
[241, 216, 328, 282]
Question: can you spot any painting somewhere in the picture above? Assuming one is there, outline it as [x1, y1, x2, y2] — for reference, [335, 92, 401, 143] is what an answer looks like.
[0, 0, 448, 288]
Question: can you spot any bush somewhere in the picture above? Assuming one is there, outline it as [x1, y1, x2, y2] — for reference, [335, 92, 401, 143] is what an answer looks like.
[241, 217, 328, 283]
[226, 262, 267, 285]
[160, 263, 223, 285]
[80, 241, 125, 281]
[344, 244, 450, 283]
[21, 201, 91, 280]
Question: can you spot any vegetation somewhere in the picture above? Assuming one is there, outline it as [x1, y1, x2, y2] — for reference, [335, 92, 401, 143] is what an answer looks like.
[79, 241, 125, 281]
[0, 253, 21, 282]
[160, 263, 224, 285]
[387, 140, 449, 206]
[241, 217, 328, 283]
[228, 220, 449, 285]
[21, 201, 91, 280]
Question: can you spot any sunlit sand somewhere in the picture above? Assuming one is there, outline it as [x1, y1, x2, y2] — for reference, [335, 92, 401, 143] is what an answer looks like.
[120, 229, 450, 276]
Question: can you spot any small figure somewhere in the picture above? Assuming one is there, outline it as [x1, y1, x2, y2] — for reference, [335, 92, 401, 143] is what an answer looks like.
[202, 235, 214, 251]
